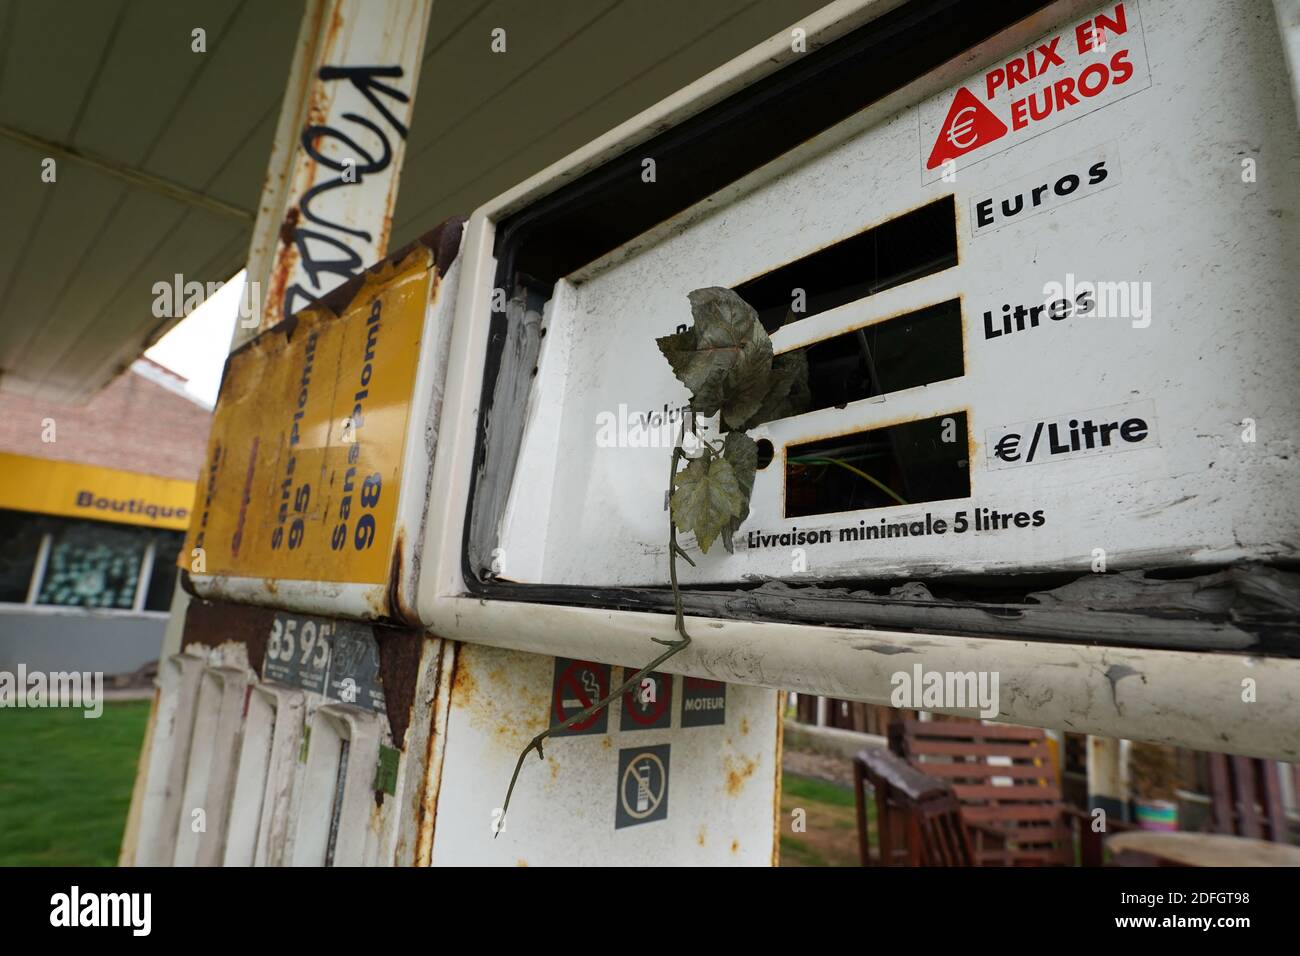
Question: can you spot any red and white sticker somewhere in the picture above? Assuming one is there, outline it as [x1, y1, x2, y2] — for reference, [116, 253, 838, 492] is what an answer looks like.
[920, 1, 1150, 183]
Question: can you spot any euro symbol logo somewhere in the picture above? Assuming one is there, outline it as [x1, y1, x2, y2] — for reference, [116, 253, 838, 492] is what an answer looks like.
[926, 89, 1008, 171]
[994, 433, 1021, 462]
[946, 105, 978, 149]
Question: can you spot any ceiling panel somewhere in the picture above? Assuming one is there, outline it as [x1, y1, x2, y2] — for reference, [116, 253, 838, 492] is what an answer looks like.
[53, 210, 245, 396]
[0, 0, 833, 403]
[0, 0, 303, 402]
[0, 0, 125, 142]
[0, 163, 129, 369]
[143, 0, 305, 200]
[393, 0, 814, 239]
[72, 0, 242, 170]
[0, 138, 52, 318]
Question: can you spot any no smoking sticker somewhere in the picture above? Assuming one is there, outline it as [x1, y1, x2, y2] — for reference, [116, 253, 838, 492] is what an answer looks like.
[615, 744, 670, 829]
[549, 658, 611, 736]
[620, 670, 672, 731]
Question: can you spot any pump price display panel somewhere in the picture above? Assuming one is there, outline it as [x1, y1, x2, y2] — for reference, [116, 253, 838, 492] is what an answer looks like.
[184, 248, 433, 591]
[473, 0, 1300, 593]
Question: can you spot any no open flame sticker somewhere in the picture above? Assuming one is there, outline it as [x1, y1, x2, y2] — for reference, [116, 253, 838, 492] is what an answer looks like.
[920, 2, 1150, 182]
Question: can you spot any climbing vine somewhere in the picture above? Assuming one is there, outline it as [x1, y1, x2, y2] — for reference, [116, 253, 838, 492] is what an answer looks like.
[496, 287, 808, 833]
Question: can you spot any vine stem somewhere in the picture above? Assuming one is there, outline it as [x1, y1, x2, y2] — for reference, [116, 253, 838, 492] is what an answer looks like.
[495, 412, 696, 836]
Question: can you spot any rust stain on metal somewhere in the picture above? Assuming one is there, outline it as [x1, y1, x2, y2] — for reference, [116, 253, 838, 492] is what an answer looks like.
[731, 838, 740, 854]
[453, 650, 547, 753]
[697, 827, 706, 847]
[725, 755, 758, 797]
[385, 529, 417, 625]
[303, 3, 342, 129]
[266, 207, 302, 331]
[323, 1, 345, 62]
[182, 596, 420, 751]
[414, 640, 452, 865]
[364, 586, 387, 620]
[264, 217, 465, 336]
[740, 717, 749, 735]
[231, 218, 465, 363]
[375, 625, 423, 750]
[450, 653, 476, 703]
[277, 206, 301, 246]
[181, 599, 276, 673]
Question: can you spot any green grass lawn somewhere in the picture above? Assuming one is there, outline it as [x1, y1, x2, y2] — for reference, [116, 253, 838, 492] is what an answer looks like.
[780, 773, 862, 867]
[0, 702, 861, 867]
[0, 700, 150, 867]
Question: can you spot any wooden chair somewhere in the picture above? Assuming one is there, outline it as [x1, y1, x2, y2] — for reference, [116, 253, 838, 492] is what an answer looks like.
[854, 748, 973, 866]
[1206, 754, 1299, 843]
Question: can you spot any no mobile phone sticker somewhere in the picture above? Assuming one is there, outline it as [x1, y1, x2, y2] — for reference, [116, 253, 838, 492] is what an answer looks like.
[615, 744, 670, 829]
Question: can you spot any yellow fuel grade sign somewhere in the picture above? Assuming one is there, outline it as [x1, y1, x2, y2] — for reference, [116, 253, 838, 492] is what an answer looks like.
[182, 249, 433, 585]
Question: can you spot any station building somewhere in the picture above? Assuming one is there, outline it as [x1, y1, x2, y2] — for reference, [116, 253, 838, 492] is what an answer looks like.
[0, 358, 209, 674]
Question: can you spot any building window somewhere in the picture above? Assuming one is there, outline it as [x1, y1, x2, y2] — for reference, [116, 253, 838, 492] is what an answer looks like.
[0, 509, 184, 612]
[0, 509, 47, 602]
[37, 521, 147, 609]
[144, 531, 185, 611]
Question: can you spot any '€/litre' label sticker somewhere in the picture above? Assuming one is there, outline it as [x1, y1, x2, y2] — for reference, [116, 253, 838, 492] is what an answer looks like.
[986, 400, 1157, 469]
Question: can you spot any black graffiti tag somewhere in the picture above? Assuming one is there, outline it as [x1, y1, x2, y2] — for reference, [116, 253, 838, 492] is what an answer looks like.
[282, 65, 410, 318]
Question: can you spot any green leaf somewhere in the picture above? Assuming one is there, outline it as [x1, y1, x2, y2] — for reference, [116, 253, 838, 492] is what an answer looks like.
[656, 288, 773, 424]
[742, 349, 811, 430]
[656, 329, 726, 417]
[719, 431, 758, 554]
[671, 452, 745, 554]
[723, 432, 757, 516]
[785, 349, 812, 413]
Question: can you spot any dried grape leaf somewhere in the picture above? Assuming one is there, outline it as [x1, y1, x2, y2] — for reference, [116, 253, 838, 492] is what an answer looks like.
[656, 287, 772, 425]
[743, 349, 811, 430]
[656, 328, 726, 417]
[671, 452, 745, 554]
[719, 431, 758, 553]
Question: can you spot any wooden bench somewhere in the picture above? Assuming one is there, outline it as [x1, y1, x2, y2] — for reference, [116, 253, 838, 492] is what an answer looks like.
[1207, 754, 1299, 843]
[889, 718, 1078, 865]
